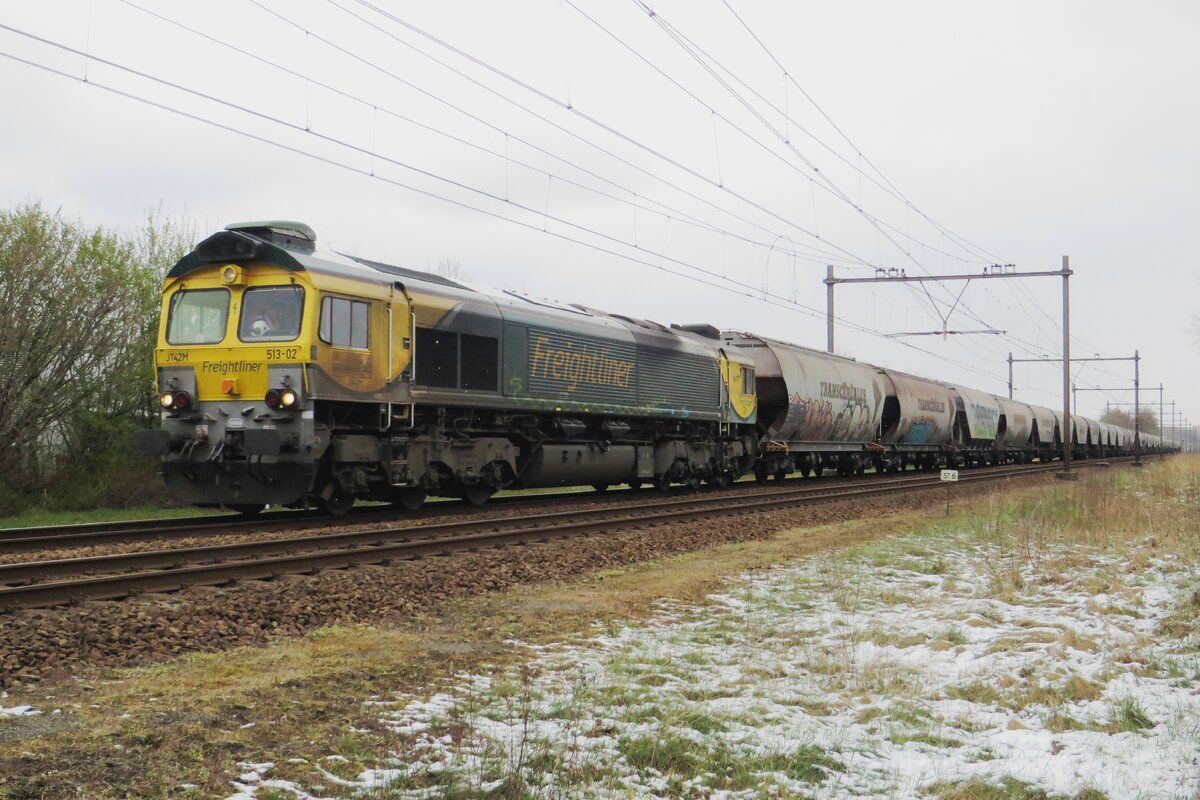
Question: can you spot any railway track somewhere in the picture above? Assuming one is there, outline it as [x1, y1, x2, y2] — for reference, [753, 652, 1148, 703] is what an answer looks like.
[0, 458, 1132, 612]
[0, 456, 1135, 554]
[0, 467, 993, 555]
[0, 488, 632, 555]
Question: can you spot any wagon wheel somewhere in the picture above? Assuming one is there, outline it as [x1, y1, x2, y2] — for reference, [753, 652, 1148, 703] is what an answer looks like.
[318, 487, 356, 516]
[592, 484, 609, 493]
[462, 484, 495, 507]
[754, 463, 771, 485]
[227, 503, 265, 516]
[627, 479, 643, 491]
[710, 472, 733, 488]
[394, 488, 426, 512]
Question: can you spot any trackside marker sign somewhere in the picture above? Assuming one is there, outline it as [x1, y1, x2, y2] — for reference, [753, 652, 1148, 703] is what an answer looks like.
[941, 469, 959, 482]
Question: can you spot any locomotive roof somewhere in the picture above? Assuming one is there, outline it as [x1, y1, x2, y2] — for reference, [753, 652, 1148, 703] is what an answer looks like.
[168, 224, 738, 355]
[167, 224, 473, 291]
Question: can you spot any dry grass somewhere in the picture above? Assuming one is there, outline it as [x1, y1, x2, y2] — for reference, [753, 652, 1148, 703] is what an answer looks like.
[1, 457, 1194, 797]
[0, 495, 1017, 797]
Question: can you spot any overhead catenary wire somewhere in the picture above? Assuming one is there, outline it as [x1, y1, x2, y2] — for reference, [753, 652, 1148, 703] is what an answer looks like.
[140, 0, 1113, 388]
[564, 0, 994, 274]
[18, 2, 1118, 398]
[633, 1, 1000, 330]
[270, 0, 882, 271]
[327, 0, 1061, 371]
[707, 0, 1126, 381]
[0, 27, 1012, 386]
[114, 0, 851, 269]
[632, 1, 1066, 365]
[718, 0, 1007, 268]
[619, 0, 995, 267]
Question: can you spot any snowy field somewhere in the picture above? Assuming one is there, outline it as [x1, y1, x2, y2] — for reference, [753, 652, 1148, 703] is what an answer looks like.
[222, 501, 1200, 800]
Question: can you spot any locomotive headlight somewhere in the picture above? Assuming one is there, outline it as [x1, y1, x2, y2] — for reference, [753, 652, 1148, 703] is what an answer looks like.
[160, 390, 191, 411]
[265, 387, 299, 410]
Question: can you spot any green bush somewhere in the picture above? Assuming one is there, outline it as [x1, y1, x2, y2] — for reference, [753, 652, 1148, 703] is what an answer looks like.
[0, 203, 191, 515]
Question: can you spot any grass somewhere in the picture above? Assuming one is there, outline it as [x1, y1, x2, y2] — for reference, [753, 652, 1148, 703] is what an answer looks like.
[0, 503, 213, 529]
[1105, 696, 1155, 733]
[2, 456, 1197, 798]
[928, 776, 1109, 799]
[0, 500, 950, 797]
[617, 733, 844, 791]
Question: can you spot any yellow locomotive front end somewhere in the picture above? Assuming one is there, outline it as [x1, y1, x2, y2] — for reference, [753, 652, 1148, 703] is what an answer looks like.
[136, 221, 410, 512]
[140, 255, 321, 512]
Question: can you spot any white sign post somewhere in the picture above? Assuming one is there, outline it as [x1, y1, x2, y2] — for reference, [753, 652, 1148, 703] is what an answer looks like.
[940, 469, 958, 515]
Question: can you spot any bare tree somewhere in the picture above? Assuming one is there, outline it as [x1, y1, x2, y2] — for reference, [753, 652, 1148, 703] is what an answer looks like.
[0, 204, 192, 509]
[1101, 408, 1159, 434]
[432, 255, 469, 281]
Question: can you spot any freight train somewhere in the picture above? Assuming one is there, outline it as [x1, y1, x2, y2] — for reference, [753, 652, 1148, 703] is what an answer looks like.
[136, 222, 1171, 513]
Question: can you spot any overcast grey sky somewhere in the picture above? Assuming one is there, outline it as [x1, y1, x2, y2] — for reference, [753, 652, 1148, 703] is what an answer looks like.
[3, 1, 1197, 428]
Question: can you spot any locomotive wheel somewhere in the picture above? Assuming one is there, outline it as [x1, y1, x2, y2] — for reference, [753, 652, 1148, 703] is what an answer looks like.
[654, 477, 673, 493]
[462, 484, 495, 506]
[227, 503, 265, 516]
[394, 488, 426, 512]
[319, 489, 355, 516]
[774, 469, 788, 482]
[801, 464, 813, 478]
[686, 476, 702, 492]
[754, 463, 770, 485]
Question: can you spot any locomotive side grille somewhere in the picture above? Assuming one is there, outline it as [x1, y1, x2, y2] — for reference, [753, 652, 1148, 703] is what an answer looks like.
[637, 347, 720, 414]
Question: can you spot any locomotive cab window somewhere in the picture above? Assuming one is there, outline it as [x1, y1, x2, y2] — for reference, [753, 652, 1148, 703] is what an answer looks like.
[166, 288, 230, 345]
[741, 367, 756, 394]
[238, 285, 304, 342]
[319, 295, 370, 349]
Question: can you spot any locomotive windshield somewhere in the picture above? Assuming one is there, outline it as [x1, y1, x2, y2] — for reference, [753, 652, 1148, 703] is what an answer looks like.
[166, 288, 229, 345]
[239, 285, 304, 342]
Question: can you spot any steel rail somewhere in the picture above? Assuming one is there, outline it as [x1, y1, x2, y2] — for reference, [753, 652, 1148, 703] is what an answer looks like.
[0, 459, 1128, 611]
[0, 469, 973, 585]
[0, 458, 1098, 583]
[0, 486, 652, 554]
[0, 456, 1131, 554]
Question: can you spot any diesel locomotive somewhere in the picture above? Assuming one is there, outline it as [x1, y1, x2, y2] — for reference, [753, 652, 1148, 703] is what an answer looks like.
[137, 222, 1170, 513]
[136, 221, 758, 513]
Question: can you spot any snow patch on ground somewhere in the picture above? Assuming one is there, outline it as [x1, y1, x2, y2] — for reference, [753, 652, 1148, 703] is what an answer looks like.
[0, 705, 41, 718]
[225, 526, 1200, 799]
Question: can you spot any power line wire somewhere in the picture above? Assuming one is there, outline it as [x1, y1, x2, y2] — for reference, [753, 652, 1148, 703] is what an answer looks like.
[0, 27, 1012, 385]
